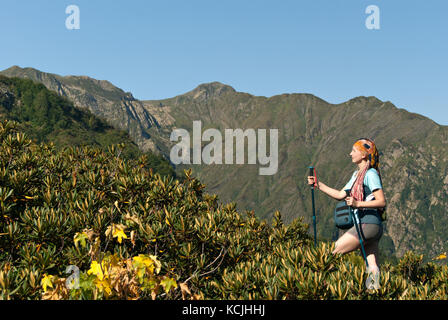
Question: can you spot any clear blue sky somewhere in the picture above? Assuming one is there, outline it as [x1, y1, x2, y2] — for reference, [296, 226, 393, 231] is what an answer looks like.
[1, 0, 447, 125]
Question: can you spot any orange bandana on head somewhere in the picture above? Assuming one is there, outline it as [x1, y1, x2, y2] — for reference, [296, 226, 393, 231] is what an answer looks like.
[353, 138, 379, 171]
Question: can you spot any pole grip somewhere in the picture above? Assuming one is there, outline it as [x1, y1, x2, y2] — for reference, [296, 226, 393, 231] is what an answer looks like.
[309, 166, 314, 177]
[309, 166, 315, 189]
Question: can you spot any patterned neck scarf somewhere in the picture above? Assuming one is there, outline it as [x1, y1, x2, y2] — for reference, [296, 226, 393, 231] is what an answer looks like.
[350, 138, 380, 201]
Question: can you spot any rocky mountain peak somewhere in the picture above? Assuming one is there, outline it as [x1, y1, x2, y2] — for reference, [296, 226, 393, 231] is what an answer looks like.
[188, 82, 236, 100]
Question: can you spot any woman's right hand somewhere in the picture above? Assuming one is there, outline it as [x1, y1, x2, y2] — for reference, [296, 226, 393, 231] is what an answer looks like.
[307, 176, 316, 187]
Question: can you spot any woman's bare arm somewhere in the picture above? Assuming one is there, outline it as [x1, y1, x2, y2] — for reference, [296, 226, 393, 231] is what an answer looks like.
[308, 176, 346, 200]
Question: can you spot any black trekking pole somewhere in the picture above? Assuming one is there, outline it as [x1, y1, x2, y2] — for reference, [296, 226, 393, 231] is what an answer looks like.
[352, 209, 369, 269]
[309, 166, 317, 246]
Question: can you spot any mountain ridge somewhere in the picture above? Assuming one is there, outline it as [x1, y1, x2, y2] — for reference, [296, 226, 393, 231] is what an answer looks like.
[1, 66, 163, 153]
[1, 65, 447, 259]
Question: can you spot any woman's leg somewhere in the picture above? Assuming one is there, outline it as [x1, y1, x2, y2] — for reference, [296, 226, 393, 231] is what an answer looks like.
[364, 239, 380, 269]
[332, 231, 360, 254]
[364, 240, 381, 289]
[333, 224, 382, 289]
[333, 224, 381, 259]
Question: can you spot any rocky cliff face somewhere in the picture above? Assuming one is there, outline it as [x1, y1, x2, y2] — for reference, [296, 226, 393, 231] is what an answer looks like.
[2, 66, 448, 258]
[0, 75, 142, 158]
[0, 66, 162, 153]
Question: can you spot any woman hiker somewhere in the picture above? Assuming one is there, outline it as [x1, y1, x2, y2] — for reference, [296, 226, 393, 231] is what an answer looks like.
[307, 138, 386, 272]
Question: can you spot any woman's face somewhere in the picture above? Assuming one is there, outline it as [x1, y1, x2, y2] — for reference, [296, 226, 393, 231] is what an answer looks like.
[350, 146, 365, 163]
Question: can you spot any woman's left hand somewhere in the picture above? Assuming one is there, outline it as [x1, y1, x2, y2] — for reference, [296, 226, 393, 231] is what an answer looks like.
[345, 196, 358, 208]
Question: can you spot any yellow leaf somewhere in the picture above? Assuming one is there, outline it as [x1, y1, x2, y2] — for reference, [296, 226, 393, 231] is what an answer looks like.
[435, 253, 447, 260]
[41, 274, 54, 292]
[74, 232, 88, 248]
[109, 224, 128, 244]
[114, 229, 127, 243]
[95, 278, 112, 296]
[88, 261, 105, 280]
[160, 277, 177, 294]
[132, 254, 161, 275]
[133, 254, 153, 267]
